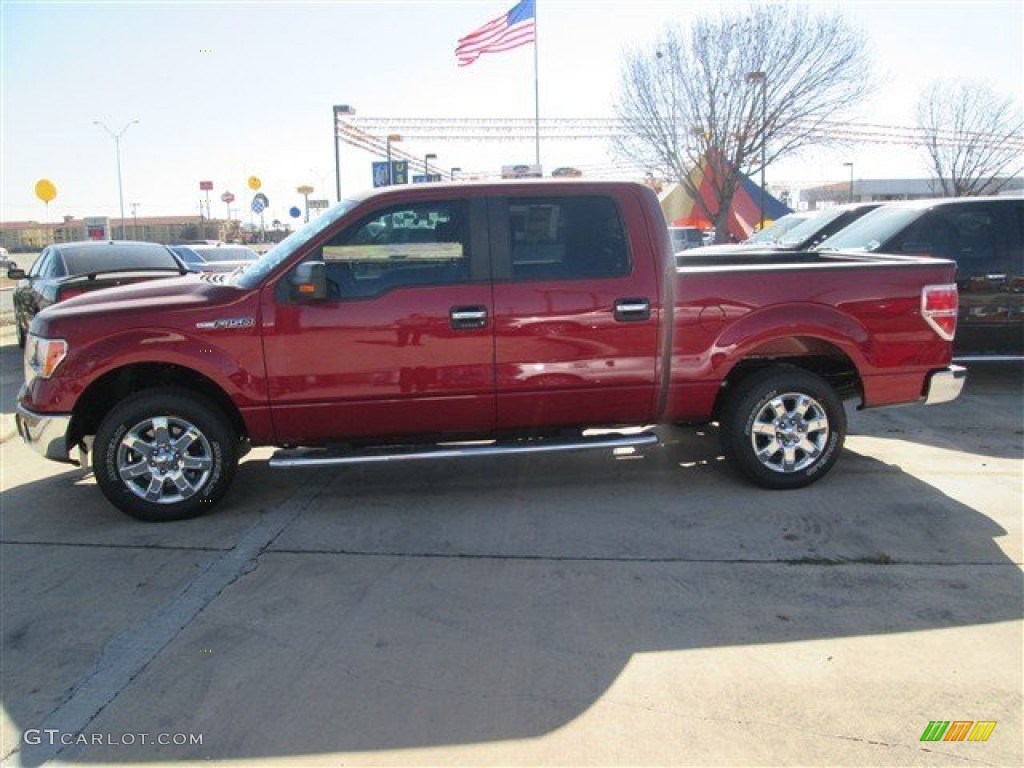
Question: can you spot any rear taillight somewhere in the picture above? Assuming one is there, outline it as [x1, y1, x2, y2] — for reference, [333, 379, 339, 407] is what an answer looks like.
[921, 283, 958, 341]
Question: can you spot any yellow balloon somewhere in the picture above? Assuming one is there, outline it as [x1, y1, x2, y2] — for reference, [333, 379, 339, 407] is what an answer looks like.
[35, 179, 57, 203]
[247, 176, 262, 191]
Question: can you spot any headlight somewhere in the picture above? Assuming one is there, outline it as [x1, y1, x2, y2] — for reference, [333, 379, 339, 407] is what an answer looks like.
[24, 334, 68, 381]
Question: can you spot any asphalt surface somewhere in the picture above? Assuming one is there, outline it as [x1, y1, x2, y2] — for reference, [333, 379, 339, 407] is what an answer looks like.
[0, 322, 1021, 766]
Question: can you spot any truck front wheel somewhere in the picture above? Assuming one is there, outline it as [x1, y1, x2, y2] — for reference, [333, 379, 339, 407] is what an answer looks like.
[93, 388, 239, 521]
[721, 368, 845, 489]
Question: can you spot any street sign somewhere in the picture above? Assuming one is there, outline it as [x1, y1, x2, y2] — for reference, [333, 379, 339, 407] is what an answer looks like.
[391, 161, 409, 185]
[372, 161, 409, 187]
[83, 216, 109, 240]
[199, 180, 214, 191]
[289, 207, 302, 218]
[308, 199, 330, 210]
[221, 191, 235, 204]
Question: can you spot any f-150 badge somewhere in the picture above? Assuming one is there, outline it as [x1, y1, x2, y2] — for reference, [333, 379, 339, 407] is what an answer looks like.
[195, 317, 255, 330]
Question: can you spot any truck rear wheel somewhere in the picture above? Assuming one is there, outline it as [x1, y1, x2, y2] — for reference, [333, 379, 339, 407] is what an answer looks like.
[93, 388, 239, 521]
[721, 368, 845, 489]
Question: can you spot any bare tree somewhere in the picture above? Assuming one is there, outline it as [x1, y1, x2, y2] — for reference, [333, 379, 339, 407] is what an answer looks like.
[613, 4, 874, 241]
[915, 80, 1024, 197]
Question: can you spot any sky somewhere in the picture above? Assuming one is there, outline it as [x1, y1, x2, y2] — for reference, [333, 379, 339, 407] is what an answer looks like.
[1, 0, 1022, 226]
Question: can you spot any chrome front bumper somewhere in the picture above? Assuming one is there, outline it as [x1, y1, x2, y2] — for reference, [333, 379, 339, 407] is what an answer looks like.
[15, 404, 77, 464]
[924, 364, 967, 405]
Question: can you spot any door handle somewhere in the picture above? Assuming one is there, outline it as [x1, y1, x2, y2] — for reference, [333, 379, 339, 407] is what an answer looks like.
[614, 298, 651, 322]
[450, 305, 488, 330]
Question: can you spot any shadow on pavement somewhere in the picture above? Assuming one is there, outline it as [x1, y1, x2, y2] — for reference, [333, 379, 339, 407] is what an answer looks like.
[852, 360, 1023, 461]
[2, 421, 1020, 763]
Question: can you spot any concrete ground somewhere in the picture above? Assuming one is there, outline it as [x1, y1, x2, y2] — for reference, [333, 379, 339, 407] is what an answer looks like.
[1, 321, 1021, 766]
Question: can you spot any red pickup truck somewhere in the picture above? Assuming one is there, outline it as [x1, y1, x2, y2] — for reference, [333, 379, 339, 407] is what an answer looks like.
[16, 181, 965, 521]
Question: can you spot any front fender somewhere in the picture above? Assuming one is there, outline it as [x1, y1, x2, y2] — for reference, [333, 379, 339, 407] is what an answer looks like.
[22, 325, 268, 414]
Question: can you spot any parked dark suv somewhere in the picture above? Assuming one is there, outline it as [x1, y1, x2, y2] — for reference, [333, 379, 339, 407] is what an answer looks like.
[818, 196, 1024, 357]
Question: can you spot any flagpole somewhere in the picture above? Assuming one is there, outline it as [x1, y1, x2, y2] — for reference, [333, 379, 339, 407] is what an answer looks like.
[533, 0, 540, 165]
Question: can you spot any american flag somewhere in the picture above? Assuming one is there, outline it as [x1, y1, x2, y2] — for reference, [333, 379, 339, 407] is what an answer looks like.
[455, 0, 536, 67]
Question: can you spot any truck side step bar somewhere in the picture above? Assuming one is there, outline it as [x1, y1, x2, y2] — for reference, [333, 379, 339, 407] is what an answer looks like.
[269, 431, 660, 468]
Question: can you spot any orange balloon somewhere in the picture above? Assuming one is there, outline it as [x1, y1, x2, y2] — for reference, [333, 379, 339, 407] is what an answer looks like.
[35, 179, 57, 203]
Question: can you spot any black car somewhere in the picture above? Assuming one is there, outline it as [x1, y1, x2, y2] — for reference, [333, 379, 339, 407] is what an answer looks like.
[10, 240, 189, 348]
[817, 196, 1024, 357]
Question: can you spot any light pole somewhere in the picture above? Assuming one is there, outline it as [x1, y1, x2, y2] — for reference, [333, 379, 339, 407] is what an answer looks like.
[332, 104, 356, 203]
[843, 162, 854, 203]
[745, 71, 767, 231]
[424, 153, 437, 180]
[450, 167, 462, 181]
[130, 202, 139, 239]
[297, 185, 314, 222]
[386, 134, 402, 185]
[93, 119, 139, 239]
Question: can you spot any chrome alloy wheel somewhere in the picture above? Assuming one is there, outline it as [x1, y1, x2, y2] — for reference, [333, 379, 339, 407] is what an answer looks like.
[749, 392, 830, 474]
[117, 416, 214, 504]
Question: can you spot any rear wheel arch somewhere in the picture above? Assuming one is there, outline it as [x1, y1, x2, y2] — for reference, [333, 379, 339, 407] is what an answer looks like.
[711, 337, 862, 422]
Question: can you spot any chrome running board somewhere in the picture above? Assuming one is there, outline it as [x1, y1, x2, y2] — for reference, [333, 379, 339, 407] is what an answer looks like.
[269, 431, 659, 468]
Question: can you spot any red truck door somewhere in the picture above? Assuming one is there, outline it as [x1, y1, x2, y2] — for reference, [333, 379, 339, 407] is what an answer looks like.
[262, 197, 495, 443]
[490, 191, 663, 430]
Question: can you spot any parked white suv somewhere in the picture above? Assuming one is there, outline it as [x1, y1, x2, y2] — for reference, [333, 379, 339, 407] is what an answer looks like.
[668, 226, 704, 253]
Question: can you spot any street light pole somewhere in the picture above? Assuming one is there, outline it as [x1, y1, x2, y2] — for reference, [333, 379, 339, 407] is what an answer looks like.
[843, 162, 854, 203]
[332, 104, 356, 203]
[745, 71, 767, 231]
[93, 119, 139, 239]
[386, 134, 402, 185]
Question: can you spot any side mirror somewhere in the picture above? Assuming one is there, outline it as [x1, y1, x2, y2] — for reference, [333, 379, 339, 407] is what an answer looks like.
[289, 260, 328, 301]
[7, 267, 26, 280]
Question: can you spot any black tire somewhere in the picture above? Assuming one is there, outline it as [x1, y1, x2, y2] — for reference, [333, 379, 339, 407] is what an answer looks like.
[720, 368, 845, 490]
[93, 387, 239, 521]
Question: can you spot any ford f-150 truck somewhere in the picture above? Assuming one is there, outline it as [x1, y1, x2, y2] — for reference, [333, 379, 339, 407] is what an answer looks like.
[16, 181, 966, 521]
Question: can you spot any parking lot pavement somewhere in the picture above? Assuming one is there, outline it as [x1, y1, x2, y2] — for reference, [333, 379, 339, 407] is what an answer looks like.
[1, 330, 1021, 766]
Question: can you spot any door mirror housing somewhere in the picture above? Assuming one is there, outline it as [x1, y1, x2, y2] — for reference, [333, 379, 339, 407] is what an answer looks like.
[289, 261, 328, 301]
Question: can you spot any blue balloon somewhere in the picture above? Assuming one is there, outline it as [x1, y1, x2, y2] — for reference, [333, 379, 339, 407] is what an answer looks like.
[289, 206, 301, 218]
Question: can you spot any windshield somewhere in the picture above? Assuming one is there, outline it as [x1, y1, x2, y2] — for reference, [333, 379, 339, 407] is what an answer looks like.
[775, 208, 847, 247]
[744, 212, 812, 244]
[193, 246, 257, 262]
[235, 199, 359, 289]
[817, 206, 922, 251]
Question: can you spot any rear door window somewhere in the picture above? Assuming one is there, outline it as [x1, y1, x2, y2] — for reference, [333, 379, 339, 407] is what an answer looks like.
[507, 196, 630, 281]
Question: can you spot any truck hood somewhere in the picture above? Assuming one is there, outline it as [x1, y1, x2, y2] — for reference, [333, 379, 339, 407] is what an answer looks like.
[33, 274, 251, 334]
